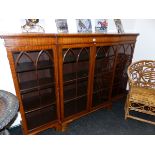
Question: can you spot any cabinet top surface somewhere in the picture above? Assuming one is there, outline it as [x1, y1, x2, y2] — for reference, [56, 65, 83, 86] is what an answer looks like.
[0, 33, 139, 38]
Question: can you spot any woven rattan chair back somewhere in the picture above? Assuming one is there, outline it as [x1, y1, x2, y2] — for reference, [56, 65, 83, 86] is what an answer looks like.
[128, 60, 155, 88]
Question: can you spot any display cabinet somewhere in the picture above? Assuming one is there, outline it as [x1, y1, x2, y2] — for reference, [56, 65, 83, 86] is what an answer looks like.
[1, 33, 139, 134]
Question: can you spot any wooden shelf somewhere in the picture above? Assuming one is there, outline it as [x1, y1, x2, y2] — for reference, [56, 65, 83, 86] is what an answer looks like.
[16, 61, 53, 73]
[64, 95, 87, 118]
[63, 76, 88, 85]
[20, 77, 55, 94]
[63, 72, 76, 81]
[94, 71, 113, 78]
[93, 87, 110, 94]
[63, 59, 89, 64]
[23, 93, 56, 114]
[26, 105, 57, 130]
[64, 94, 87, 103]
[63, 70, 88, 81]
[63, 80, 88, 101]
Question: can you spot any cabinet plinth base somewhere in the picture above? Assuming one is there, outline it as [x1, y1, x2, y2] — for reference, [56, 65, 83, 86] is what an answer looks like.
[55, 123, 67, 132]
[107, 103, 112, 110]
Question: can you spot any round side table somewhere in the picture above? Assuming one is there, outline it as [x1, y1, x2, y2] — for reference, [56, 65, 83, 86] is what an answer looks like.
[0, 90, 19, 135]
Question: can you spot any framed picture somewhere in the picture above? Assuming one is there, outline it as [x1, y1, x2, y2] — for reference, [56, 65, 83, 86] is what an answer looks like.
[114, 19, 124, 33]
[95, 19, 108, 33]
[76, 19, 92, 33]
[55, 19, 68, 33]
[21, 19, 45, 33]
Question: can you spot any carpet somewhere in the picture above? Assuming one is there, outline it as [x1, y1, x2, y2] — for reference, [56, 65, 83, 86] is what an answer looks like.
[9, 99, 155, 135]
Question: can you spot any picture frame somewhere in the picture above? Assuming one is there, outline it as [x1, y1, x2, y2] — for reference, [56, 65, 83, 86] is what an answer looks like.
[95, 19, 108, 33]
[114, 19, 124, 33]
[55, 19, 68, 33]
[21, 19, 45, 33]
[76, 19, 92, 33]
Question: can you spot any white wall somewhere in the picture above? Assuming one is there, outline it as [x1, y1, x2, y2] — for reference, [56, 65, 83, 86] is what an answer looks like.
[0, 19, 154, 127]
[132, 19, 155, 61]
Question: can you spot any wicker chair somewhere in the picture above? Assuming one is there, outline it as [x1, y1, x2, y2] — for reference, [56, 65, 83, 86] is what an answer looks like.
[125, 60, 155, 125]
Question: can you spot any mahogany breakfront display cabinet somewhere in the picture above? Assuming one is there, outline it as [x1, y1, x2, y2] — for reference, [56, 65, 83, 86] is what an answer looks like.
[1, 33, 139, 134]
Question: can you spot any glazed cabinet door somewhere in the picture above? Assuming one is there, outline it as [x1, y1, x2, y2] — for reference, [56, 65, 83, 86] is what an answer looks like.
[59, 46, 92, 121]
[10, 49, 60, 134]
[91, 45, 116, 109]
[112, 43, 135, 97]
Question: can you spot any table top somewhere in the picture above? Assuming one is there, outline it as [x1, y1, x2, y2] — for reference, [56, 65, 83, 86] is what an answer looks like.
[0, 90, 19, 130]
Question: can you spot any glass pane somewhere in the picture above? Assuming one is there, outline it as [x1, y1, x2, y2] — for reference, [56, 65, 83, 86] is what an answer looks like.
[92, 46, 115, 107]
[13, 49, 58, 131]
[62, 47, 90, 117]
[112, 44, 134, 96]
[63, 81, 76, 100]
[26, 105, 57, 130]
[64, 96, 87, 117]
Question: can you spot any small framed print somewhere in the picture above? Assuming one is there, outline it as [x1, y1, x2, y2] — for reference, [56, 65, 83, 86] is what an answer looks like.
[76, 19, 92, 33]
[95, 19, 108, 33]
[114, 19, 124, 33]
[55, 19, 68, 33]
[21, 19, 45, 33]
